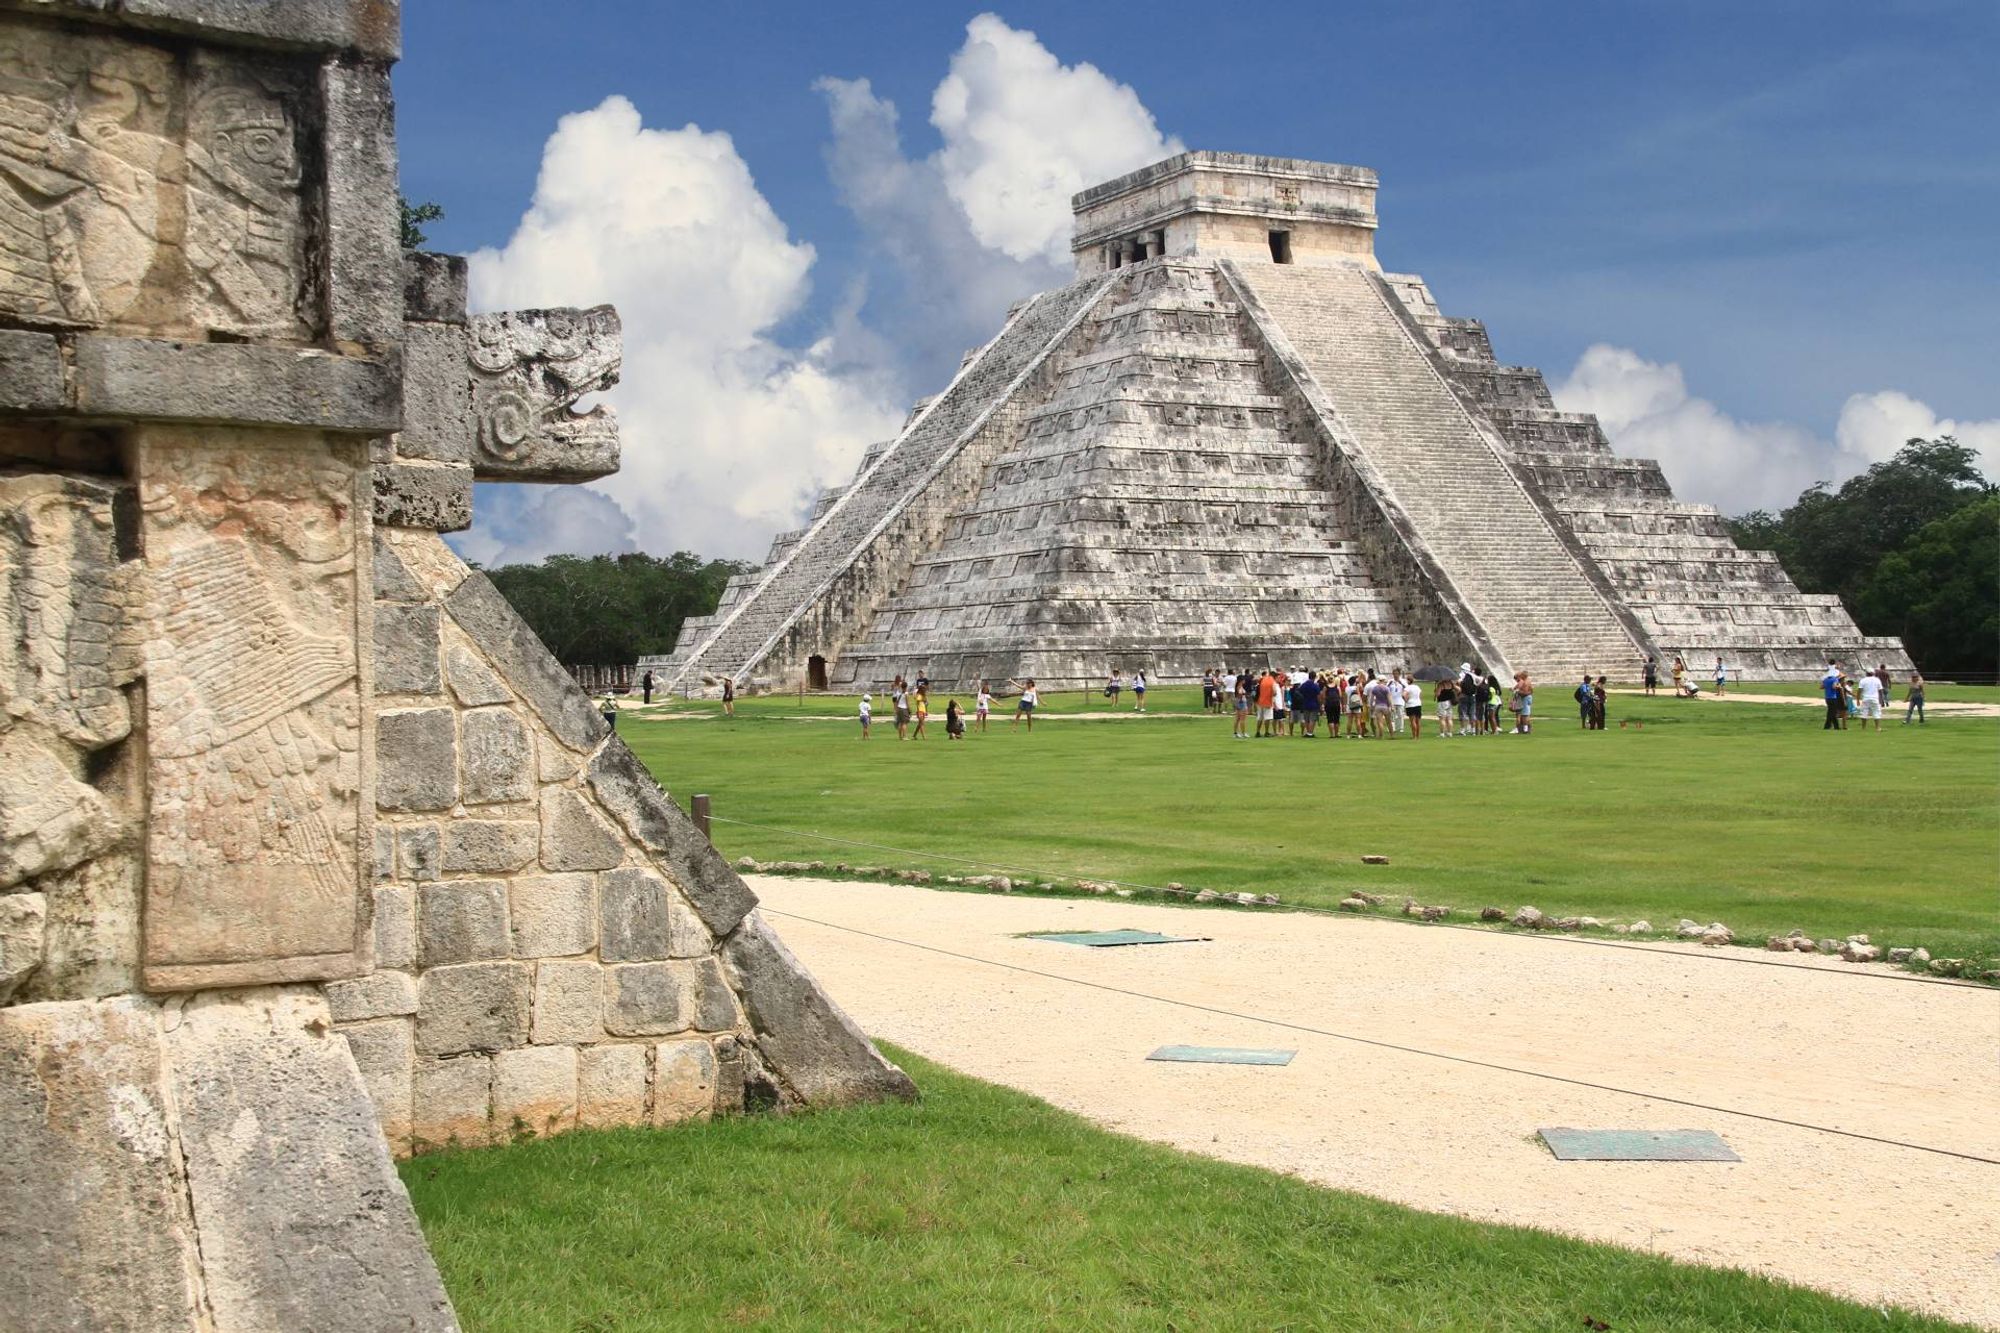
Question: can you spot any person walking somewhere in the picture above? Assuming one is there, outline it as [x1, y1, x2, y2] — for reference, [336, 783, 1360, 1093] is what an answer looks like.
[641, 669, 655, 705]
[721, 676, 735, 717]
[857, 693, 872, 740]
[1641, 657, 1657, 696]
[911, 686, 930, 739]
[1903, 671, 1926, 725]
[1854, 669, 1883, 732]
[975, 681, 992, 733]
[1820, 662, 1845, 731]
[1133, 668, 1148, 713]
[1106, 669, 1123, 707]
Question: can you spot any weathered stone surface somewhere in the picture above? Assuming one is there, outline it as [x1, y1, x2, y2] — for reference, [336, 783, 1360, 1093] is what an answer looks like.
[419, 881, 510, 967]
[445, 642, 512, 707]
[440, 819, 537, 874]
[29, 854, 143, 1002]
[413, 1055, 493, 1148]
[540, 787, 624, 872]
[586, 739, 757, 937]
[326, 969, 419, 1022]
[462, 307, 622, 482]
[720, 912, 917, 1106]
[492, 1045, 577, 1139]
[398, 824, 442, 881]
[318, 58, 402, 348]
[462, 707, 533, 804]
[399, 321, 475, 463]
[138, 432, 369, 991]
[0, 329, 64, 411]
[405, 252, 469, 325]
[376, 603, 442, 695]
[0, 997, 205, 1331]
[164, 989, 456, 1332]
[0, 892, 48, 1003]
[599, 866, 672, 962]
[73, 338, 399, 432]
[652, 1037, 717, 1124]
[374, 825, 395, 881]
[342, 1018, 415, 1154]
[578, 1042, 648, 1129]
[374, 461, 474, 532]
[115, 0, 402, 58]
[669, 889, 715, 959]
[374, 531, 428, 601]
[510, 874, 595, 959]
[378, 708, 460, 811]
[445, 572, 608, 751]
[416, 961, 531, 1056]
[531, 958, 604, 1045]
[603, 961, 686, 1037]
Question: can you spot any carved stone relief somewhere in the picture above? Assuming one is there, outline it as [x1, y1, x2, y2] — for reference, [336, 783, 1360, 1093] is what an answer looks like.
[137, 431, 369, 989]
[0, 19, 307, 340]
[465, 305, 621, 481]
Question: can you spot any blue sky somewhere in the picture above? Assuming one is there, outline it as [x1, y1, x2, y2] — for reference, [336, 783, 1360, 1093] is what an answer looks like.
[394, 2, 1999, 563]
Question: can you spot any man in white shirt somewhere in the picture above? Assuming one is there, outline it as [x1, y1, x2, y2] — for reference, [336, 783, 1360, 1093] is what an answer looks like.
[1386, 674, 1406, 733]
[1855, 670, 1883, 731]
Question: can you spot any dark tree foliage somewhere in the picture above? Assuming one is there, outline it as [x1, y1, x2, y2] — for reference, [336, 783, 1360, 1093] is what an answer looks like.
[399, 195, 444, 249]
[484, 552, 750, 666]
[1728, 437, 1996, 675]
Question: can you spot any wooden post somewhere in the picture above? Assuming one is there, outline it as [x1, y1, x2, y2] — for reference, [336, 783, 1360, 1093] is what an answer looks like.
[691, 793, 711, 843]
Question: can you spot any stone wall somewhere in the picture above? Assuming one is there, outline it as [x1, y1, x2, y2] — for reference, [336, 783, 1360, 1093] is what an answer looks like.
[353, 528, 913, 1153]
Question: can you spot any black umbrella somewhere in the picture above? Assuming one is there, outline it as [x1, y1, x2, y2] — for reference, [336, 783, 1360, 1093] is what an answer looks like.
[1411, 663, 1459, 682]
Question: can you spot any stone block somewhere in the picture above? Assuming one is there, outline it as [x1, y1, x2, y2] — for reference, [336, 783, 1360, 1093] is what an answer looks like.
[440, 819, 538, 874]
[397, 824, 442, 881]
[532, 959, 604, 1045]
[413, 1055, 493, 1148]
[405, 252, 469, 325]
[400, 321, 474, 462]
[418, 881, 509, 967]
[377, 708, 459, 811]
[602, 958, 738, 1037]
[375, 604, 442, 695]
[374, 883, 416, 970]
[319, 58, 403, 347]
[462, 707, 533, 804]
[445, 572, 609, 752]
[720, 912, 917, 1107]
[116, 0, 403, 58]
[540, 788, 624, 871]
[587, 739, 757, 938]
[537, 730, 579, 783]
[0, 892, 48, 1004]
[325, 969, 419, 1023]
[493, 1045, 577, 1139]
[341, 1019, 414, 1154]
[446, 643, 512, 707]
[374, 825, 395, 882]
[416, 961, 531, 1057]
[669, 896, 715, 959]
[163, 989, 456, 1331]
[578, 1043, 648, 1129]
[373, 531, 428, 601]
[652, 1037, 717, 1125]
[374, 461, 474, 533]
[71, 337, 399, 433]
[599, 866, 670, 962]
[0, 329, 65, 412]
[0, 996, 205, 1330]
[511, 874, 595, 959]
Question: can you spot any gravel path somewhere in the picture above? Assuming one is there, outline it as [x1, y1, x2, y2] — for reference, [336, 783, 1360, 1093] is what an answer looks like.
[754, 877, 2000, 1328]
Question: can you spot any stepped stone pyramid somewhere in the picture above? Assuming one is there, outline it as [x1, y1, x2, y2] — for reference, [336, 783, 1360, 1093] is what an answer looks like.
[651, 152, 1908, 690]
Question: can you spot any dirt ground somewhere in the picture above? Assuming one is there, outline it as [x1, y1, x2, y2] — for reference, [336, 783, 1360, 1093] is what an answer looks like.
[753, 876, 2000, 1328]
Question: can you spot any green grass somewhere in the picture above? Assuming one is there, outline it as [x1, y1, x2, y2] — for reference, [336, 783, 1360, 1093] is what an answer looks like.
[404, 1044, 1975, 1331]
[624, 687, 2000, 961]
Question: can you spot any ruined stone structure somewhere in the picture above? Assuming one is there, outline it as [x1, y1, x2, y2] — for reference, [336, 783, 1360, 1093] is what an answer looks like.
[654, 152, 1906, 690]
[0, 5, 910, 1328]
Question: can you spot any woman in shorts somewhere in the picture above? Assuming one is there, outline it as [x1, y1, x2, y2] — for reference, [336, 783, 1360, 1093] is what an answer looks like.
[1232, 670, 1251, 739]
[1436, 678, 1456, 737]
[1012, 679, 1038, 730]
[1403, 675, 1424, 739]
[1132, 668, 1148, 713]
[911, 686, 930, 740]
[975, 681, 992, 732]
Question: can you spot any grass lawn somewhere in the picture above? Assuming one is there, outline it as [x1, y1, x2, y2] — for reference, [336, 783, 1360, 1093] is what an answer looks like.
[404, 1044, 1975, 1331]
[622, 687, 2000, 962]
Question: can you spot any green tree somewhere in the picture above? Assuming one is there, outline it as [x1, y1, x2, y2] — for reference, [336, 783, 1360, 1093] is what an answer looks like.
[1853, 496, 2000, 678]
[486, 552, 750, 666]
[399, 195, 444, 249]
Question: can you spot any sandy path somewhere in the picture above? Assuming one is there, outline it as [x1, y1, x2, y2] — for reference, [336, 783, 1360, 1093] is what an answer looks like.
[753, 877, 2000, 1327]
[1612, 688, 2000, 718]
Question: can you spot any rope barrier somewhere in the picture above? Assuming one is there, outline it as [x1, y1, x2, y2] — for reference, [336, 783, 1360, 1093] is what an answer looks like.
[708, 814, 1986, 991]
[765, 907, 2000, 1168]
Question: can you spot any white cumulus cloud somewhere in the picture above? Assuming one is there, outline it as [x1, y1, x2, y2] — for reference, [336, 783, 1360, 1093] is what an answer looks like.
[459, 96, 903, 565]
[1833, 389, 2000, 478]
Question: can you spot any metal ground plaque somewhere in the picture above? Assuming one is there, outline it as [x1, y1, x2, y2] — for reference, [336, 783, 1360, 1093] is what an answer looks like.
[1538, 1128, 1740, 1162]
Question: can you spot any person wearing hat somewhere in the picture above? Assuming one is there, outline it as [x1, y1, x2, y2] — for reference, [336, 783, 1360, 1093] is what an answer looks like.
[858, 692, 872, 739]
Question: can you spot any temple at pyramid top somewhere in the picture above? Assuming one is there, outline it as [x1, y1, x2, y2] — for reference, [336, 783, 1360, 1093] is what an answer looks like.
[1072, 151, 1380, 275]
[646, 152, 1908, 693]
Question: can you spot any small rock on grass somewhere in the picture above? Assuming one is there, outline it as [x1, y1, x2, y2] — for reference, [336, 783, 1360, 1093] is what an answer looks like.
[1791, 937, 1817, 952]
[1361, 854, 1390, 865]
[1699, 925, 1732, 947]
[1194, 889, 1220, 903]
[1420, 905, 1449, 921]
[1766, 936, 1792, 951]
[1338, 896, 1371, 912]
[1480, 906, 1506, 922]
[1628, 920, 1652, 934]
[1577, 916, 1602, 929]
[1887, 947, 1915, 964]
[1911, 947, 1931, 963]
[1841, 941, 1881, 963]
[1511, 906, 1544, 929]
[1816, 938, 1840, 954]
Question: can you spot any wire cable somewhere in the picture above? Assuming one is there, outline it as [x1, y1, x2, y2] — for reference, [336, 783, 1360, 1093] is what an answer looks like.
[765, 907, 2000, 1168]
[710, 814, 1984, 991]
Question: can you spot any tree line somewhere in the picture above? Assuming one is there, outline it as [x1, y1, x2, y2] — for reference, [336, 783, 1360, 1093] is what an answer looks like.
[483, 552, 751, 667]
[1727, 437, 1996, 677]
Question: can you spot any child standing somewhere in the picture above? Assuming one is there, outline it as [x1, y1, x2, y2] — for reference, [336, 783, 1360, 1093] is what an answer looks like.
[857, 693, 872, 739]
[976, 681, 992, 732]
